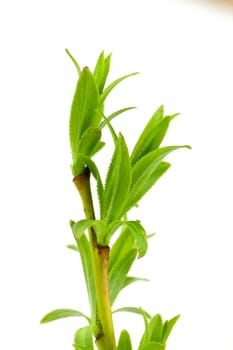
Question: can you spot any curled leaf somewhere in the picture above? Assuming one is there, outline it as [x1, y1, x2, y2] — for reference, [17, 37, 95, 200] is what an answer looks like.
[40, 308, 90, 324]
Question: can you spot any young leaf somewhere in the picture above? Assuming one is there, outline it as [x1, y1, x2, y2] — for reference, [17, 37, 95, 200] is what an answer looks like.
[124, 221, 148, 258]
[131, 105, 177, 165]
[70, 223, 97, 327]
[66, 243, 79, 252]
[125, 162, 171, 212]
[73, 326, 94, 350]
[90, 141, 105, 157]
[138, 308, 151, 349]
[66, 49, 81, 76]
[113, 306, 151, 319]
[99, 107, 136, 129]
[108, 225, 135, 272]
[72, 219, 97, 240]
[122, 276, 149, 290]
[149, 314, 163, 342]
[40, 308, 90, 324]
[162, 315, 180, 343]
[102, 114, 118, 145]
[100, 72, 139, 104]
[102, 134, 131, 224]
[69, 67, 99, 161]
[141, 342, 165, 350]
[109, 249, 137, 305]
[78, 127, 101, 157]
[93, 51, 111, 94]
[126, 146, 190, 212]
[117, 330, 133, 350]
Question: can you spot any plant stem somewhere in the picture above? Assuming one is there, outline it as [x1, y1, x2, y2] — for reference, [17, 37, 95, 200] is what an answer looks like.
[73, 168, 117, 350]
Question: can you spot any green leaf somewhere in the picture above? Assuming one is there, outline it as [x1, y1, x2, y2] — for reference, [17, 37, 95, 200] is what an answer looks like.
[66, 243, 79, 252]
[131, 106, 178, 165]
[113, 306, 151, 319]
[66, 49, 81, 76]
[109, 249, 137, 305]
[124, 221, 148, 258]
[70, 222, 97, 327]
[99, 107, 136, 129]
[109, 225, 135, 272]
[125, 161, 170, 211]
[69, 67, 99, 161]
[138, 308, 151, 349]
[125, 162, 171, 211]
[40, 308, 90, 324]
[102, 134, 131, 224]
[100, 72, 139, 104]
[103, 220, 123, 245]
[117, 330, 132, 350]
[93, 51, 111, 94]
[78, 127, 101, 157]
[126, 146, 190, 212]
[72, 219, 106, 244]
[90, 141, 105, 157]
[73, 326, 94, 350]
[72, 219, 96, 240]
[149, 314, 163, 342]
[123, 276, 149, 290]
[102, 114, 118, 145]
[162, 315, 180, 342]
[141, 342, 165, 350]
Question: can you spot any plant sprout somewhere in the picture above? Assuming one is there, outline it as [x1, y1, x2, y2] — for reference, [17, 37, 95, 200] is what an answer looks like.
[40, 51, 190, 350]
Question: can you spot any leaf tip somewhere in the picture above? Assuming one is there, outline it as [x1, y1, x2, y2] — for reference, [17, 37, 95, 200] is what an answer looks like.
[69, 220, 75, 229]
[184, 145, 192, 150]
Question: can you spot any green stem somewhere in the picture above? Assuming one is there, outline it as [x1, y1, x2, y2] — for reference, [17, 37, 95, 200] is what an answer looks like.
[73, 168, 117, 350]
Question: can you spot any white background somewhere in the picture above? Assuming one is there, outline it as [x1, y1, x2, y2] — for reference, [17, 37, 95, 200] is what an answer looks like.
[0, 0, 233, 349]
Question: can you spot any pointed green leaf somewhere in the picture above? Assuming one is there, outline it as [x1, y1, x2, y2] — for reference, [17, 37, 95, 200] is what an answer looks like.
[73, 326, 94, 350]
[125, 161, 171, 212]
[78, 127, 101, 157]
[102, 134, 131, 224]
[90, 141, 105, 157]
[66, 49, 81, 76]
[100, 72, 139, 104]
[113, 307, 151, 319]
[149, 314, 163, 342]
[70, 222, 97, 326]
[124, 221, 148, 258]
[162, 315, 180, 342]
[72, 219, 96, 240]
[131, 111, 177, 165]
[102, 114, 118, 145]
[93, 51, 111, 94]
[141, 342, 165, 350]
[125, 162, 171, 211]
[138, 308, 150, 349]
[126, 146, 190, 211]
[99, 107, 136, 129]
[117, 330, 132, 350]
[109, 226, 135, 272]
[72, 219, 106, 244]
[69, 67, 99, 161]
[109, 249, 137, 305]
[131, 105, 178, 165]
[66, 243, 79, 252]
[123, 276, 149, 289]
[100, 220, 122, 246]
[40, 308, 90, 324]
